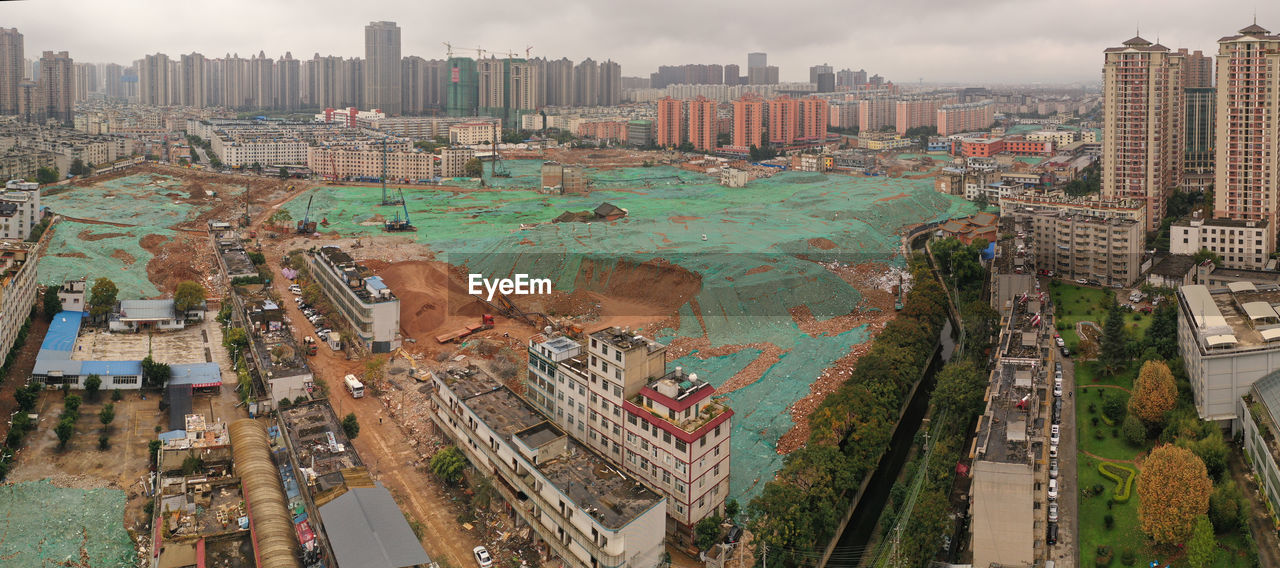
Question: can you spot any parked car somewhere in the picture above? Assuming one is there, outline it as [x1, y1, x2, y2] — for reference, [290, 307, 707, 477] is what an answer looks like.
[1055, 361, 1063, 374]
[1050, 424, 1061, 446]
[1048, 479, 1058, 501]
[1048, 502, 1059, 522]
[473, 547, 493, 568]
[1049, 458, 1059, 479]
[1047, 522, 1058, 545]
[1061, 346, 1071, 358]
[724, 525, 743, 544]
[1049, 445, 1058, 459]
[318, 328, 332, 338]
[1052, 403, 1061, 425]
[1076, 278, 1088, 285]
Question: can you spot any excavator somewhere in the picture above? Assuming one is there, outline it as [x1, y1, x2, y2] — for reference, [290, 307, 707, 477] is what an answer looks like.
[392, 347, 425, 381]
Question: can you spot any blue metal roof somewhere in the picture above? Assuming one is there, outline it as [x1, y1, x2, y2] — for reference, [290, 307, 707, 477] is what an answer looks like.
[365, 276, 388, 291]
[41, 311, 84, 352]
[81, 360, 144, 376]
[157, 430, 187, 442]
[169, 363, 223, 387]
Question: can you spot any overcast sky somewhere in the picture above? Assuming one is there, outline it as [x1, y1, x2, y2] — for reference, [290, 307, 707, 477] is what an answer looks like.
[5, 0, 1276, 84]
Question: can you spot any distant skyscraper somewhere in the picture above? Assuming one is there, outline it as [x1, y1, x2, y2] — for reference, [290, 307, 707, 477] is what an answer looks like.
[276, 52, 300, 111]
[574, 58, 599, 106]
[365, 21, 402, 114]
[1101, 35, 1184, 231]
[0, 28, 23, 115]
[511, 59, 540, 110]
[808, 63, 832, 85]
[768, 95, 799, 145]
[1184, 88, 1214, 187]
[747, 52, 767, 70]
[1177, 48, 1213, 88]
[724, 64, 740, 86]
[103, 63, 123, 100]
[600, 60, 621, 106]
[836, 69, 855, 88]
[16, 80, 39, 122]
[140, 53, 171, 106]
[179, 52, 206, 107]
[544, 58, 574, 107]
[1213, 23, 1280, 237]
[402, 55, 430, 114]
[748, 66, 778, 85]
[38, 50, 74, 124]
[251, 51, 275, 110]
[798, 97, 828, 141]
[446, 56, 478, 116]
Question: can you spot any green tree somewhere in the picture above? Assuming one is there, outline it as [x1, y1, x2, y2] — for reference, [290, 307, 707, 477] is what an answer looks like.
[1192, 248, 1223, 267]
[973, 192, 990, 211]
[1122, 414, 1147, 446]
[931, 360, 987, 420]
[1208, 481, 1243, 533]
[677, 141, 695, 153]
[223, 327, 249, 352]
[141, 356, 171, 389]
[269, 209, 292, 227]
[278, 166, 290, 179]
[1102, 391, 1127, 423]
[1099, 302, 1128, 375]
[87, 277, 118, 323]
[430, 446, 467, 485]
[35, 166, 59, 185]
[1182, 430, 1229, 481]
[43, 285, 62, 319]
[694, 515, 723, 550]
[148, 439, 162, 466]
[14, 383, 39, 413]
[1143, 303, 1179, 360]
[724, 499, 740, 521]
[63, 394, 82, 416]
[1185, 515, 1216, 568]
[83, 375, 102, 401]
[463, 158, 483, 177]
[55, 417, 75, 449]
[99, 403, 115, 427]
[342, 412, 360, 439]
[111, 388, 122, 402]
[69, 158, 86, 176]
[173, 281, 206, 315]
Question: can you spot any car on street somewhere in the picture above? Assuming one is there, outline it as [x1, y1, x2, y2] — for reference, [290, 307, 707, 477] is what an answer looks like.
[1076, 278, 1087, 285]
[1049, 445, 1058, 459]
[1053, 382, 1063, 398]
[1048, 479, 1058, 501]
[1052, 402, 1061, 424]
[474, 546, 493, 568]
[1050, 424, 1061, 446]
[1055, 361, 1063, 373]
[1055, 335, 1065, 348]
[1047, 522, 1058, 545]
[1049, 458, 1059, 479]
[1048, 502, 1059, 522]
[1061, 346, 1071, 357]
[724, 526, 743, 544]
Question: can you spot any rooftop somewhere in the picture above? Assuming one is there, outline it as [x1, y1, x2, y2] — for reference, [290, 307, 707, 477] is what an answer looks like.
[974, 360, 1041, 465]
[1178, 284, 1280, 354]
[318, 483, 432, 568]
[590, 326, 665, 354]
[441, 366, 665, 530]
[280, 401, 363, 480]
[315, 246, 397, 304]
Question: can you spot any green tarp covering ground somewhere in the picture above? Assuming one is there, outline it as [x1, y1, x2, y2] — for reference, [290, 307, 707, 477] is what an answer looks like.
[285, 159, 973, 503]
[0, 480, 134, 567]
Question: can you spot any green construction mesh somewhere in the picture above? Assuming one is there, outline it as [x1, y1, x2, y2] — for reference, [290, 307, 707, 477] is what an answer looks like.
[0, 480, 134, 566]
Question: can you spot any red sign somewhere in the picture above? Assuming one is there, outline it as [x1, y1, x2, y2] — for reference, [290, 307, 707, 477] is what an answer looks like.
[451, 67, 460, 83]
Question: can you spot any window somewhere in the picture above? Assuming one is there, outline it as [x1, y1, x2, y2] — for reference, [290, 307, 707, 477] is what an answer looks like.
[676, 461, 687, 473]
[714, 443, 721, 456]
[714, 425, 722, 437]
[628, 414, 637, 425]
[663, 431, 672, 444]
[591, 338, 597, 348]
[641, 439, 650, 451]
[627, 432, 636, 444]
[568, 414, 575, 425]
[663, 471, 671, 484]
[612, 423, 621, 436]
[713, 464, 720, 476]
[614, 350, 621, 362]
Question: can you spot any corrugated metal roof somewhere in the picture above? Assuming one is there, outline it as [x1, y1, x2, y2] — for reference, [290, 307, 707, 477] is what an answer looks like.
[81, 360, 143, 376]
[1261, 328, 1280, 342]
[1206, 335, 1238, 347]
[118, 299, 175, 321]
[1182, 285, 1228, 330]
[1228, 281, 1257, 293]
[319, 483, 432, 568]
[365, 276, 388, 291]
[169, 362, 223, 387]
[1242, 301, 1279, 321]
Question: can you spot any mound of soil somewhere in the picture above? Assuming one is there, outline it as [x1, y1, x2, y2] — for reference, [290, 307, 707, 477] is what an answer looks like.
[808, 238, 837, 250]
[78, 230, 131, 242]
[110, 249, 136, 266]
[55, 252, 89, 259]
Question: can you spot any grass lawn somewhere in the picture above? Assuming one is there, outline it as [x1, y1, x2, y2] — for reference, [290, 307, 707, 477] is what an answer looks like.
[1074, 361, 1137, 390]
[1078, 454, 1147, 567]
[1077, 386, 1147, 460]
[1049, 281, 1153, 350]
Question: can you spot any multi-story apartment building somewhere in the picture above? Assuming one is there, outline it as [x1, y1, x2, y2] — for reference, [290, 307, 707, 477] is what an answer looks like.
[1177, 48, 1214, 88]
[307, 246, 401, 353]
[858, 96, 897, 132]
[139, 53, 171, 107]
[1213, 24, 1280, 254]
[1170, 213, 1271, 269]
[1185, 87, 1215, 188]
[430, 364, 667, 568]
[686, 96, 717, 152]
[364, 21, 402, 115]
[655, 97, 681, 148]
[307, 146, 437, 181]
[767, 95, 799, 146]
[1177, 283, 1280, 421]
[526, 328, 733, 544]
[895, 95, 953, 135]
[0, 180, 40, 240]
[798, 97, 828, 142]
[1101, 35, 1185, 232]
[448, 121, 501, 145]
[1000, 193, 1146, 286]
[0, 240, 37, 371]
[829, 101, 859, 130]
[936, 100, 994, 136]
[731, 94, 764, 150]
[440, 147, 475, 178]
[1025, 129, 1080, 147]
[0, 28, 22, 116]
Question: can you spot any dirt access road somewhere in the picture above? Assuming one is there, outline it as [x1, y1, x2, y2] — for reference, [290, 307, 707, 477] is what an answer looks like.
[257, 240, 483, 568]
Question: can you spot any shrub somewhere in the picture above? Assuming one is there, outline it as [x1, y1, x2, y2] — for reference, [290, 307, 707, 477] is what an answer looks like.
[1097, 545, 1114, 566]
[1121, 549, 1136, 566]
[1099, 462, 1137, 503]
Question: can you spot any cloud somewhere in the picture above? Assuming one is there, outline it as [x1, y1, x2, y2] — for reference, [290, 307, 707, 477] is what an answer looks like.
[3, 0, 1274, 84]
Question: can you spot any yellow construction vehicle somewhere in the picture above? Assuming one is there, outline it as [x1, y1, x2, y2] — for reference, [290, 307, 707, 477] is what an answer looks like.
[393, 347, 424, 381]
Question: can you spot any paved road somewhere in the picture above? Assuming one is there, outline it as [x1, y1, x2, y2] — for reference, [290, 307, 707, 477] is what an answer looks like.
[1046, 285, 1079, 568]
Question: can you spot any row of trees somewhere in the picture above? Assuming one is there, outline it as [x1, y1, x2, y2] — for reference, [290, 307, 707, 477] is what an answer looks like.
[746, 257, 951, 565]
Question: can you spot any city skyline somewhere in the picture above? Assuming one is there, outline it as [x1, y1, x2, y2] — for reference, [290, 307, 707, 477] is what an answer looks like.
[1, 0, 1275, 84]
